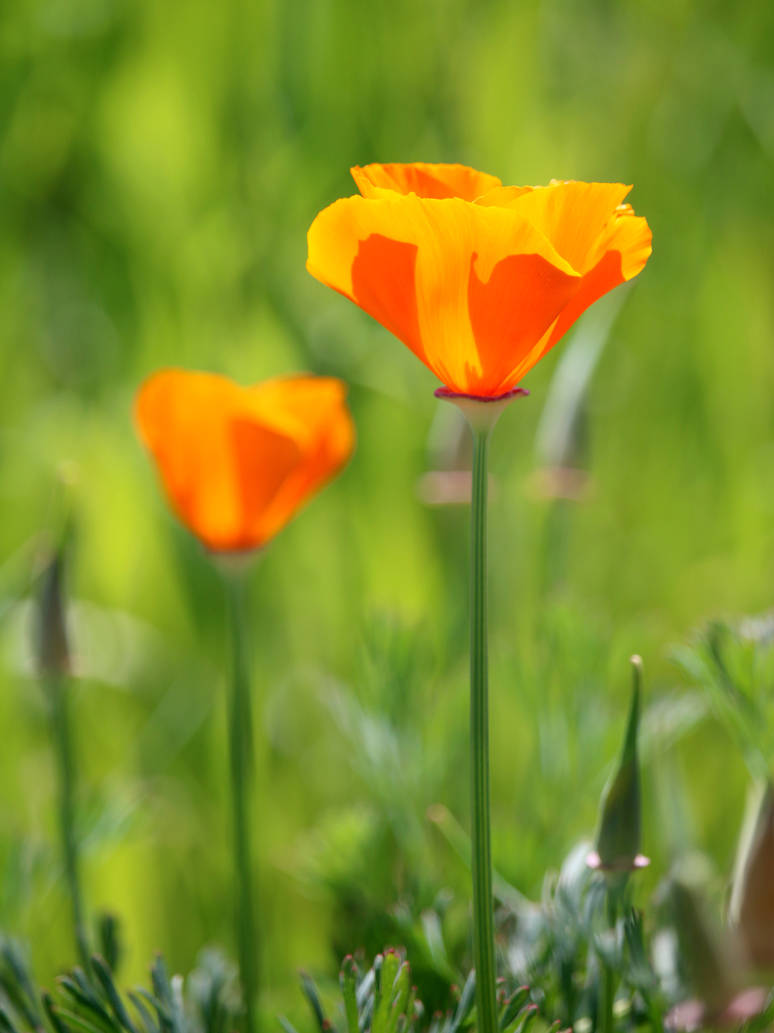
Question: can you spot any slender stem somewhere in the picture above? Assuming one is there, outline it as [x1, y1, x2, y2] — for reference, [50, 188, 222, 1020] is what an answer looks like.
[469, 428, 498, 1033]
[598, 883, 620, 1033]
[48, 673, 90, 971]
[226, 572, 258, 1033]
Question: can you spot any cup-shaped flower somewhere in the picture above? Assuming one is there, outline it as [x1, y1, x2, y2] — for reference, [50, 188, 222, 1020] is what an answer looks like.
[307, 163, 652, 399]
[135, 369, 354, 552]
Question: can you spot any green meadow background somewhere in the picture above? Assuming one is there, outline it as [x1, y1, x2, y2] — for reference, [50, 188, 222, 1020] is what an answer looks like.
[2, 0, 774, 1016]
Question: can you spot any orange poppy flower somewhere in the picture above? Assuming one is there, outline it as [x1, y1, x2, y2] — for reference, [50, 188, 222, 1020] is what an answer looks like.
[307, 163, 652, 399]
[135, 369, 354, 552]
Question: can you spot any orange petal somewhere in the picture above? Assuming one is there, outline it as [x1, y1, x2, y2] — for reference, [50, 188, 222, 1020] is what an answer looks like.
[479, 180, 633, 275]
[229, 417, 304, 549]
[308, 199, 425, 367]
[135, 370, 354, 551]
[307, 193, 581, 396]
[474, 184, 535, 206]
[352, 162, 502, 201]
[585, 202, 653, 281]
[496, 205, 653, 390]
[467, 252, 583, 395]
[245, 376, 356, 543]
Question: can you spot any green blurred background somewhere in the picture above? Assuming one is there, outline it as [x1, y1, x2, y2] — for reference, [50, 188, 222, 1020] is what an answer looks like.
[2, 0, 774, 1016]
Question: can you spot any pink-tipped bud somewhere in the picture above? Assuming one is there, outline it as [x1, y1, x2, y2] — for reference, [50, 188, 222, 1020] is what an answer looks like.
[588, 656, 650, 873]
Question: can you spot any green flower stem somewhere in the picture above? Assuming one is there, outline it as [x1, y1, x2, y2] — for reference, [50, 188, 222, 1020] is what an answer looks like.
[48, 671, 90, 971]
[226, 571, 258, 1033]
[599, 882, 622, 1033]
[599, 958, 614, 1033]
[469, 427, 498, 1033]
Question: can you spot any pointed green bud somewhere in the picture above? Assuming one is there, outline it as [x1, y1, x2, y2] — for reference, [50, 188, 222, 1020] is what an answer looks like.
[665, 859, 740, 1022]
[35, 543, 71, 678]
[729, 779, 774, 971]
[588, 656, 649, 873]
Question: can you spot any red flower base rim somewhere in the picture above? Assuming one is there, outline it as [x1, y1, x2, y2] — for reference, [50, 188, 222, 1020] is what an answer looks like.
[434, 386, 529, 403]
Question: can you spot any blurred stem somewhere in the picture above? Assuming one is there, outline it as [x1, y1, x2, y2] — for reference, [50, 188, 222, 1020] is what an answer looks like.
[226, 571, 258, 1033]
[48, 672, 90, 971]
[599, 882, 621, 1033]
[539, 498, 571, 601]
[470, 427, 497, 1033]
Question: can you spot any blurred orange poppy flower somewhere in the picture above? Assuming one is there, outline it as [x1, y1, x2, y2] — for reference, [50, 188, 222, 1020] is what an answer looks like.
[307, 163, 652, 399]
[135, 370, 354, 552]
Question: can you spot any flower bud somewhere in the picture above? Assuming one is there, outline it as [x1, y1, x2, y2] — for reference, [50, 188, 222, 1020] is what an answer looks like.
[728, 779, 774, 971]
[668, 866, 735, 1014]
[662, 859, 767, 1031]
[35, 543, 70, 678]
[588, 656, 649, 872]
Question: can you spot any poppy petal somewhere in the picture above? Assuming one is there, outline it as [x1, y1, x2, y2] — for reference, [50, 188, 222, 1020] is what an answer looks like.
[246, 376, 356, 543]
[308, 197, 425, 366]
[229, 417, 305, 549]
[586, 203, 653, 281]
[352, 162, 502, 201]
[479, 180, 632, 274]
[497, 206, 653, 388]
[467, 252, 584, 396]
